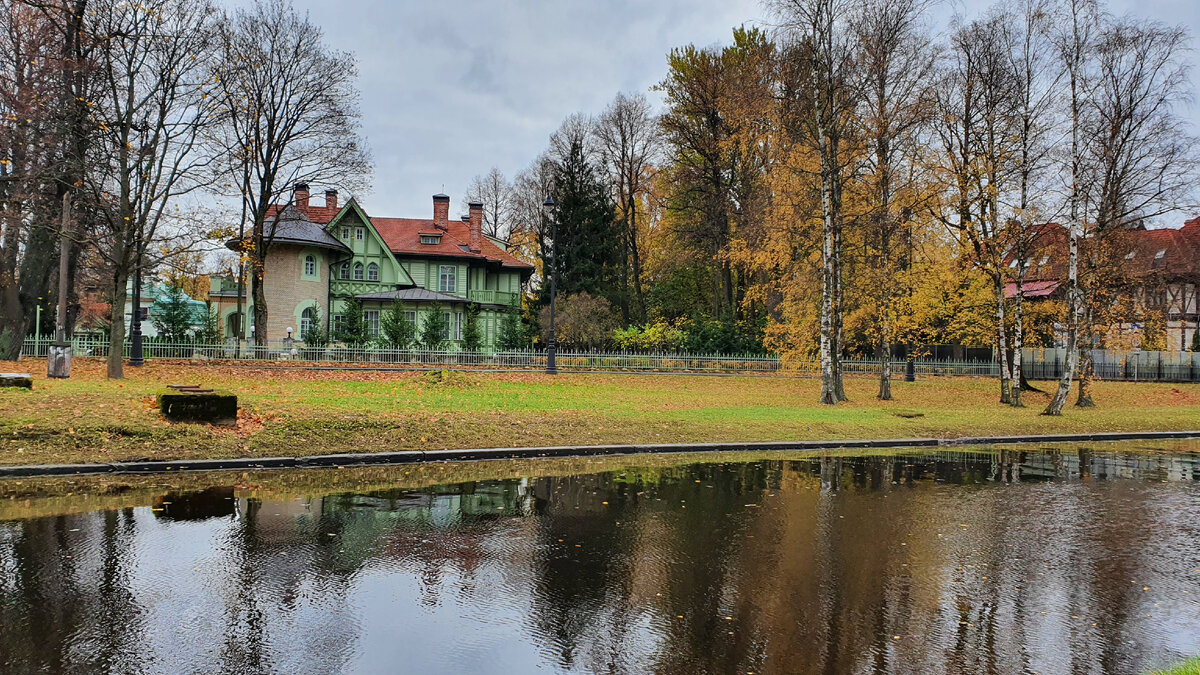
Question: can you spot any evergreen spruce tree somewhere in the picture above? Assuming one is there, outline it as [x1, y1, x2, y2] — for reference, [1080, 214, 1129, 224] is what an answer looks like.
[381, 300, 415, 349]
[462, 304, 483, 352]
[543, 137, 621, 309]
[497, 296, 526, 350]
[195, 301, 222, 344]
[334, 297, 367, 346]
[419, 302, 449, 350]
[152, 284, 198, 342]
[302, 305, 328, 347]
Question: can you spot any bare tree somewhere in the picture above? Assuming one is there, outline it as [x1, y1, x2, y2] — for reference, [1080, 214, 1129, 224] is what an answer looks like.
[932, 12, 1022, 404]
[0, 0, 92, 361]
[1074, 15, 1197, 405]
[852, 0, 936, 400]
[465, 166, 513, 239]
[1043, 0, 1096, 415]
[595, 92, 660, 324]
[213, 0, 370, 347]
[1002, 0, 1060, 408]
[82, 0, 218, 379]
[771, 0, 861, 404]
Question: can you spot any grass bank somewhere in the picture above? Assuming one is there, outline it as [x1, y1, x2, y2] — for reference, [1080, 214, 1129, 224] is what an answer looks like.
[1, 359, 1197, 468]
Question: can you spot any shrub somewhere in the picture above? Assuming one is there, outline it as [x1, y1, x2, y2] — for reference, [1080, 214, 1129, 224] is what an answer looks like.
[381, 300, 415, 349]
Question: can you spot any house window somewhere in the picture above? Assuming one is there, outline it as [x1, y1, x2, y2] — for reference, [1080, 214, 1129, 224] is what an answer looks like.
[367, 262, 379, 281]
[438, 265, 456, 293]
[364, 310, 380, 335]
[339, 261, 350, 280]
[1153, 249, 1167, 269]
[420, 235, 440, 245]
[1039, 255, 1050, 266]
[342, 227, 350, 240]
[355, 227, 364, 241]
[353, 262, 364, 280]
[404, 311, 416, 327]
[303, 255, 316, 277]
[332, 314, 345, 333]
[442, 311, 453, 340]
[1125, 251, 1136, 260]
[300, 307, 315, 336]
[455, 311, 463, 341]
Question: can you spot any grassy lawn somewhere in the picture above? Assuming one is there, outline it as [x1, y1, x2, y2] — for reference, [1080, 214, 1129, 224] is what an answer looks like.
[0, 358, 1197, 467]
[1148, 658, 1200, 675]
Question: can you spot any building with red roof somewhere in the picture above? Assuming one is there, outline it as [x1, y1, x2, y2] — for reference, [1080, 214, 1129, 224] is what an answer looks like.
[1003, 218, 1200, 351]
[210, 185, 533, 348]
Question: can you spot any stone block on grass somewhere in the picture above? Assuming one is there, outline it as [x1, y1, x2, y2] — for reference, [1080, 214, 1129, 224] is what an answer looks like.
[1, 373, 33, 390]
[157, 386, 237, 425]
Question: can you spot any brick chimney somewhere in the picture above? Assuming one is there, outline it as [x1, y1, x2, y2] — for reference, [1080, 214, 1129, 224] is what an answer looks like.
[467, 202, 483, 252]
[294, 183, 309, 209]
[325, 189, 338, 210]
[433, 193, 450, 228]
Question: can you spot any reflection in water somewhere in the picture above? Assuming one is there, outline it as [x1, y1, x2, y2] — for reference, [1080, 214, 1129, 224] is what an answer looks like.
[1, 447, 1199, 674]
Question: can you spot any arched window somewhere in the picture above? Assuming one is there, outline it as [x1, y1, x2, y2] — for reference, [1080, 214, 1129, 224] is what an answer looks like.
[353, 262, 364, 280]
[339, 261, 350, 280]
[367, 262, 379, 281]
[300, 306, 315, 336]
[303, 255, 316, 277]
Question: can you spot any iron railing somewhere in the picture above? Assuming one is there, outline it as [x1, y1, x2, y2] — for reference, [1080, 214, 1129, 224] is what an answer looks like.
[16, 337, 1200, 381]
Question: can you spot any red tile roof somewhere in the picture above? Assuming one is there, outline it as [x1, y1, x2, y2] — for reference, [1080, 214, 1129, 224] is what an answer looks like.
[266, 202, 534, 272]
[1004, 219, 1200, 285]
[1004, 280, 1062, 299]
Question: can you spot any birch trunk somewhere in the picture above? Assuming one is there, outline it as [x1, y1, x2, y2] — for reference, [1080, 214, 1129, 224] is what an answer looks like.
[1043, 0, 1086, 416]
[995, 275, 1012, 404]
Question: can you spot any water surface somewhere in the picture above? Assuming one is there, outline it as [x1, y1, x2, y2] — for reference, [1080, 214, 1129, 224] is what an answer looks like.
[2, 443, 1199, 674]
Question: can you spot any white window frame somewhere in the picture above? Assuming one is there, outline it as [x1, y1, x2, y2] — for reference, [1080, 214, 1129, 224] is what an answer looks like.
[442, 311, 452, 340]
[303, 255, 316, 277]
[420, 235, 440, 245]
[455, 311, 463, 341]
[355, 227, 364, 241]
[367, 262, 379, 281]
[404, 310, 417, 328]
[364, 309, 380, 335]
[300, 307, 315, 336]
[353, 262, 364, 281]
[342, 227, 350, 240]
[438, 265, 457, 293]
[339, 261, 350, 280]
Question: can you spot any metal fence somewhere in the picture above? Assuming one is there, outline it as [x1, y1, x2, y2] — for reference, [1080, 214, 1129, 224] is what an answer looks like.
[16, 337, 1200, 381]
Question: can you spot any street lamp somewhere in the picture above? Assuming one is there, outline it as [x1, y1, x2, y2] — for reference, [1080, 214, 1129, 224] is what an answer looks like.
[129, 229, 144, 367]
[543, 193, 557, 375]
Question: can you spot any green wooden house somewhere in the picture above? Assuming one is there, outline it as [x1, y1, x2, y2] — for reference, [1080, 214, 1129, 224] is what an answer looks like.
[212, 186, 533, 349]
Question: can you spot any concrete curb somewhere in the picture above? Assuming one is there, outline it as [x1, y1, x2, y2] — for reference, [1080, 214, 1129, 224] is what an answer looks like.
[0, 430, 1196, 479]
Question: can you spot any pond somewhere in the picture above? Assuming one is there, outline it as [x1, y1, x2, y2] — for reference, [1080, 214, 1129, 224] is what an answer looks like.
[1, 442, 1199, 674]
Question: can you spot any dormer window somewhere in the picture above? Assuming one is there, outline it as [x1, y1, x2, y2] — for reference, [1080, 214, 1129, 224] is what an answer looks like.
[1153, 249, 1166, 269]
[1039, 255, 1050, 266]
[1125, 251, 1136, 260]
[420, 234, 441, 245]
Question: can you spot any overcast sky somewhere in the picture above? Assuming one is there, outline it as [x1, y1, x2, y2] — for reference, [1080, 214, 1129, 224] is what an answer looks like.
[285, 0, 1199, 221]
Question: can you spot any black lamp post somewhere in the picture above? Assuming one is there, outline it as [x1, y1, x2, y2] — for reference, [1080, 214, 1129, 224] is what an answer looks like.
[129, 228, 144, 367]
[543, 193, 557, 375]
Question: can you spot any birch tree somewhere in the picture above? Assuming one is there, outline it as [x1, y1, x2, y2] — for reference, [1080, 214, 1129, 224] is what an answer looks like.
[770, 0, 860, 404]
[1043, 0, 1095, 415]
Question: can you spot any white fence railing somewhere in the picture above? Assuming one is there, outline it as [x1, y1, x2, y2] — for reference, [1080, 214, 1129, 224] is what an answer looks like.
[16, 337, 1200, 380]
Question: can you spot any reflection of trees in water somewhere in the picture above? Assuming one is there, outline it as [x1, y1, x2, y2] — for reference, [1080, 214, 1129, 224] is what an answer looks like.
[0, 509, 146, 673]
